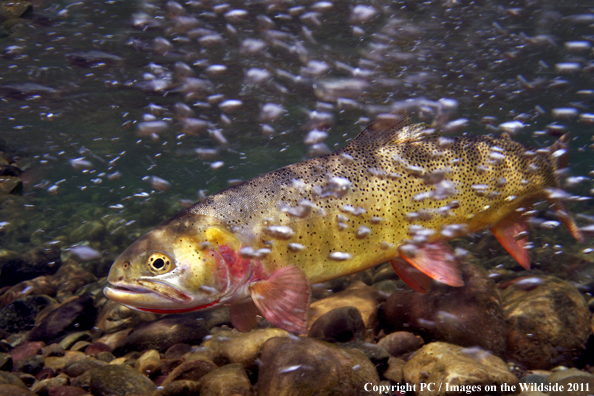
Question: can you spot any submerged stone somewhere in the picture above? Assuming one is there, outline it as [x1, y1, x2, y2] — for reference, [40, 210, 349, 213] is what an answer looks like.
[114, 314, 209, 353]
[257, 336, 380, 396]
[308, 281, 385, 334]
[27, 295, 97, 344]
[89, 364, 156, 396]
[198, 363, 251, 396]
[502, 275, 590, 369]
[382, 263, 506, 356]
[403, 342, 519, 396]
[201, 327, 289, 367]
[308, 306, 366, 342]
[0, 243, 61, 288]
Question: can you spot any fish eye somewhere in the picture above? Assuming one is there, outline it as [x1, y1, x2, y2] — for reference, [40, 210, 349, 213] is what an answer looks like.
[147, 253, 173, 274]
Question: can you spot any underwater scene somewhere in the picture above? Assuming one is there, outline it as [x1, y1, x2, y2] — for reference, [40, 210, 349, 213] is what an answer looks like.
[2, 0, 594, 395]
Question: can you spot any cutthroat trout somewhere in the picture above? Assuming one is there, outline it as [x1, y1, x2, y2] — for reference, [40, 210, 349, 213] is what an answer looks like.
[104, 120, 584, 334]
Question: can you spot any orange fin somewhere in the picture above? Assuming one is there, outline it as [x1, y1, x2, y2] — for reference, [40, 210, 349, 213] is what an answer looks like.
[490, 214, 530, 269]
[400, 241, 464, 287]
[390, 257, 433, 293]
[229, 299, 262, 332]
[249, 265, 311, 334]
[551, 202, 585, 243]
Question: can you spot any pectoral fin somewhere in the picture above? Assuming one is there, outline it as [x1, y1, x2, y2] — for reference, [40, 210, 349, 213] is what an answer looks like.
[400, 241, 464, 287]
[229, 299, 262, 332]
[390, 257, 433, 293]
[249, 265, 311, 334]
[490, 213, 530, 269]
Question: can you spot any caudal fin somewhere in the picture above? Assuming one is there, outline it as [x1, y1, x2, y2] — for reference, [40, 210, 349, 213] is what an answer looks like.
[547, 133, 585, 242]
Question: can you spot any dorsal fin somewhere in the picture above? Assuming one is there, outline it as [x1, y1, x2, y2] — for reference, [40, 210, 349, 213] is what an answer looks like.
[344, 117, 433, 151]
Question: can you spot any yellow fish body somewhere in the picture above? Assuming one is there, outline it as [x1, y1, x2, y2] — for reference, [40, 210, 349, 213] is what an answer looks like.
[104, 120, 583, 333]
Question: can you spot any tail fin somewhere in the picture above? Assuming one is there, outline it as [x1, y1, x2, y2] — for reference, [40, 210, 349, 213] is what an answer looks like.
[548, 134, 585, 242]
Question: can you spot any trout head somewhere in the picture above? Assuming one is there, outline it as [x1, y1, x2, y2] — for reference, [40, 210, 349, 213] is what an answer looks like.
[104, 214, 252, 314]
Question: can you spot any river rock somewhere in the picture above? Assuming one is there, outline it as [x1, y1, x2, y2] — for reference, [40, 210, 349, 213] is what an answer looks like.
[198, 363, 251, 396]
[47, 386, 87, 396]
[134, 349, 161, 376]
[377, 331, 424, 357]
[0, 242, 62, 287]
[548, 368, 594, 396]
[89, 364, 156, 396]
[382, 263, 506, 356]
[0, 294, 55, 333]
[309, 281, 385, 334]
[0, 277, 57, 307]
[0, 371, 27, 388]
[9, 341, 45, 364]
[258, 336, 380, 396]
[155, 380, 200, 396]
[114, 314, 209, 353]
[43, 351, 86, 372]
[201, 327, 288, 367]
[161, 358, 217, 386]
[383, 357, 406, 383]
[95, 300, 157, 334]
[30, 376, 68, 395]
[308, 306, 366, 342]
[59, 331, 92, 350]
[0, 352, 12, 370]
[13, 353, 44, 375]
[502, 275, 591, 369]
[164, 343, 192, 359]
[52, 264, 97, 299]
[403, 342, 520, 396]
[0, 384, 37, 396]
[27, 295, 97, 344]
[64, 357, 107, 377]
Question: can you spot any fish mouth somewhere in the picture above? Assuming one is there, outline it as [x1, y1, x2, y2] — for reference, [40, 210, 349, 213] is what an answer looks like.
[104, 280, 192, 306]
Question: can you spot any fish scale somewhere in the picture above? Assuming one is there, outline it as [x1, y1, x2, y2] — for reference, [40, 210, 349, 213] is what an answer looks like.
[191, 123, 553, 283]
[104, 120, 582, 334]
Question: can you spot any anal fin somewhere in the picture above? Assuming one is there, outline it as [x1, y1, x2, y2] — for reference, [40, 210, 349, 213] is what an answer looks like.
[490, 213, 530, 269]
[229, 299, 262, 332]
[400, 241, 464, 287]
[249, 265, 311, 334]
[390, 257, 433, 293]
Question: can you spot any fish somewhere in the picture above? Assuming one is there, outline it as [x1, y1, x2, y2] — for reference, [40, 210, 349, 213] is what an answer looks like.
[103, 119, 584, 334]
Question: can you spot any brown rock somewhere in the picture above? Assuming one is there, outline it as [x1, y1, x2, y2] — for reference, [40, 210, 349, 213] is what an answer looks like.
[95, 300, 157, 335]
[377, 331, 423, 357]
[308, 306, 366, 342]
[201, 327, 289, 367]
[502, 275, 591, 369]
[134, 349, 161, 376]
[199, 363, 251, 396]
[155, 379, 200, 396]
[382, 263, 506, 356]
[0, 384, 37, 396]
[0, 371, 27, 388]
[383, 357, 405, 383]
[164, 343, 192, 359]
[114, 315, 209, 354]
[9, 341, 45, 364]
[84, 342, 112, 356]
[403, 342, 519, 396]
[309, 282, 385, 334]
[48, 386, 87, 396]
[89, 364, 156, 396]
[258, 336, 380, 396]
[161, 359, 217, 386]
